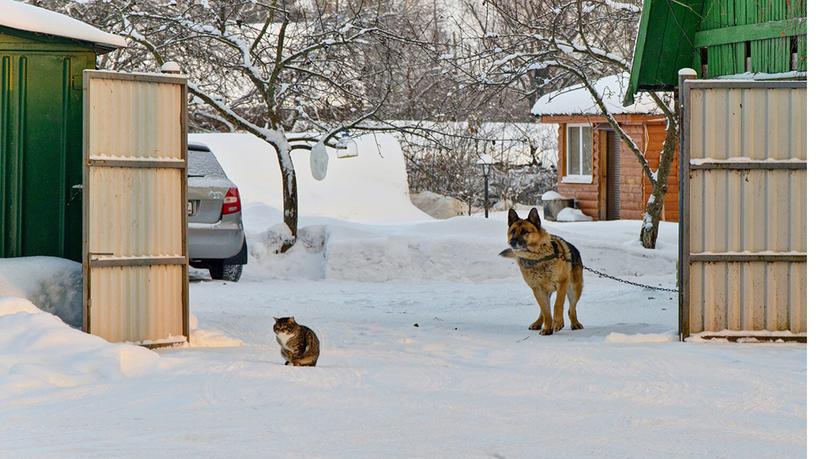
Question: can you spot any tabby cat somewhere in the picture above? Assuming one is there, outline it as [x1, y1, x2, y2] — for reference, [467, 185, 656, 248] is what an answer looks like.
[273, 317, 320, 367]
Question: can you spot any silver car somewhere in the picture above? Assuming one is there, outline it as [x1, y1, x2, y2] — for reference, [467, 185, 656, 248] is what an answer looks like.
[187, 142, 247, 282]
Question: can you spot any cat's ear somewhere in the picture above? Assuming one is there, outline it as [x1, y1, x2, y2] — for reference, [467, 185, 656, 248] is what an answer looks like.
[272, 316, 279, 321]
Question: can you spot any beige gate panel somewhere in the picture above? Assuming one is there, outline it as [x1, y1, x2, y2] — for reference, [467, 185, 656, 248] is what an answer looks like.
[88, 77, 183, 161]
[89, 265, 185, 343]
[681, 79, 806, 339]
[83, 70, 188, 345]
[88, 167, 183, 257]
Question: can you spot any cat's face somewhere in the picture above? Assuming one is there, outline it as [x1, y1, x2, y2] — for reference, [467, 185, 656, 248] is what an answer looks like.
[273, 317, 298, 334]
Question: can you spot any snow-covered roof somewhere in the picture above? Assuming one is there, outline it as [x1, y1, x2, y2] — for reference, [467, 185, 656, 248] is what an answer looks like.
[0, 0, 127, 50]
[532, 73, 660, 117]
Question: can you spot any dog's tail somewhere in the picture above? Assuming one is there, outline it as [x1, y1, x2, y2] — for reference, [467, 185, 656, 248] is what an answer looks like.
[498, 248, 515, 259]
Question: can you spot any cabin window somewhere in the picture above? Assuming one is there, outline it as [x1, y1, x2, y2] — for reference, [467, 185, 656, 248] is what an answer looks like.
[564, 124, 592, 183]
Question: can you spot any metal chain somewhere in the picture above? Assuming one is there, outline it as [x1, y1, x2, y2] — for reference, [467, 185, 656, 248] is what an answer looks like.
[583, 266, 679, 293]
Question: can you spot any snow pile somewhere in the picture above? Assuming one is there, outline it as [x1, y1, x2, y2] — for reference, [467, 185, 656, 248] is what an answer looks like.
[0, 257, 82, 328]
[541, 190, 567, 200]
[322, 219, 518, 282]
[0, 0, 127, 49]
[189, 133, 430, 224]
[532, 73, 663, 116]
[0, 297, 158, 400]
[606, 332, 676, 344]
[188, 313, 242, 347]
[557, 207, 592, 222]
[410, 191, 467, 219]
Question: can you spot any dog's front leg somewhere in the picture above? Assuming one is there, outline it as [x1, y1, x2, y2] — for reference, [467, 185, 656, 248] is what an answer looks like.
[553, 280, 568, 332]
[532, 288, 554, 335]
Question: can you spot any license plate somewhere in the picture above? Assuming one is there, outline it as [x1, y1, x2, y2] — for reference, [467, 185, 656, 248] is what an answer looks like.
[187, 201, 193, 216]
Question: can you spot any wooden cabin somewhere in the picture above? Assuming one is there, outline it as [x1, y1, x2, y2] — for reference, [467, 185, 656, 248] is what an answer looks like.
[624, 0, 806, 339]
[533, 74, 679, 221]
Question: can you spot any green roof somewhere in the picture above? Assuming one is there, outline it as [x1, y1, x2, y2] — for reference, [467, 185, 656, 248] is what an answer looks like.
[624, 0, 704, 105]
[625, 0, 807, 105]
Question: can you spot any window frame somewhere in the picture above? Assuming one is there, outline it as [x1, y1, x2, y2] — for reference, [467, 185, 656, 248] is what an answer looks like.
[563, 123, 593, 184]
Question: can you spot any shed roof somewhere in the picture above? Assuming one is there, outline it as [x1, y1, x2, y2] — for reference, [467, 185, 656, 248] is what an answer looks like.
[624, 0, 807, 105]
[0, 0, 127, 51]
[532, 73, 660, 118]
[623, 0, 703, 106]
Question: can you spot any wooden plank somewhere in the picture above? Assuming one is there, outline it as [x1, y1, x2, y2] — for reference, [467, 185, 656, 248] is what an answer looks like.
[689, 161, 806, 170]
[89, 256, 187, 267]
[695, 18, 807, 48]
[742, 169, 767, 252]
[695, 334, 806, 343]
[689, 254, 806, 262]
[88, 158, 186, 169]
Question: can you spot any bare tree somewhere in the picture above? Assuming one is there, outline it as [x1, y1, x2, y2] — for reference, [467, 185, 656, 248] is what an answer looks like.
[438, 0, 676, 248]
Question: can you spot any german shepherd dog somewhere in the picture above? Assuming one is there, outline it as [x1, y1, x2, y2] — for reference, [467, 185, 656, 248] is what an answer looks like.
[501, 208, 584, 335]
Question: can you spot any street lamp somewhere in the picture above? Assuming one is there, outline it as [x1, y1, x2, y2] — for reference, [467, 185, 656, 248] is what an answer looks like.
[476, 152, 494, 219]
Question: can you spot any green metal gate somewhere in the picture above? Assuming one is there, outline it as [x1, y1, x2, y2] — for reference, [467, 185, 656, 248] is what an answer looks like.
[0, 29, 98, 262]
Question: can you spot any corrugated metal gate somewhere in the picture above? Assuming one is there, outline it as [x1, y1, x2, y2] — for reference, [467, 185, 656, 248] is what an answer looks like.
[83, 70, 189, 345]
[679, 78, 806, 339]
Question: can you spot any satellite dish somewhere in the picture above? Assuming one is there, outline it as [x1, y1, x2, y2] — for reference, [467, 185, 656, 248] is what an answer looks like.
[310, 141, 328, 180]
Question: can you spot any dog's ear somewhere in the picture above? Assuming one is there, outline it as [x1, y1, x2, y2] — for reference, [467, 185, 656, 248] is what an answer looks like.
[508, 208, 520, 226]
[527, 207, 541, 228]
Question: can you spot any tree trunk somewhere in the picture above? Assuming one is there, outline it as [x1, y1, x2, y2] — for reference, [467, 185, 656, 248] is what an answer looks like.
[639, 115, 678, 249]
[273, 141, 298, 253]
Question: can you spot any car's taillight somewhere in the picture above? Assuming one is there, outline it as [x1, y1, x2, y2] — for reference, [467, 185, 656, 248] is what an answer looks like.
[222, 187, 241, 215]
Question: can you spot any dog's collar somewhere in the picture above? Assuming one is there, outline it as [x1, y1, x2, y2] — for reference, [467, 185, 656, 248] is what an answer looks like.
[517, 253, 559, 268]
[516, 240, 562, 268]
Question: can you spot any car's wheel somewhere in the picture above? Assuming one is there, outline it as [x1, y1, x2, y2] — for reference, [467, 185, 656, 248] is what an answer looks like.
[208, 262, 243, 282]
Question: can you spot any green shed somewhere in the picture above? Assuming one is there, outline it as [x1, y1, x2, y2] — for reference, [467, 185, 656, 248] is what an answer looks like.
[0, 1, 126, 262]
[624, 0, 806, 104]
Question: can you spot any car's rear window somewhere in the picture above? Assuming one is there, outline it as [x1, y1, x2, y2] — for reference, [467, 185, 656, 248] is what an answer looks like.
[188, 150, 226, 177]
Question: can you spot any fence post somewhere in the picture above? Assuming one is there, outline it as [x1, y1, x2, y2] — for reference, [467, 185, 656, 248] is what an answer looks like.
[677, 68, 696, 341]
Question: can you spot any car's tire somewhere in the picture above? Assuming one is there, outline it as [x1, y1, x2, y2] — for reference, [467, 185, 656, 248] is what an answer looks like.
[208, 262, 243, 282]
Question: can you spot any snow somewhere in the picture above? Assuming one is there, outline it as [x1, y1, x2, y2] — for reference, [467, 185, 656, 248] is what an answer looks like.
[532, 72, 663, 116]
[0, 0, 127, 49]
[0, 297, 159, 400]
[0, 257, 82, 328]
[0, 136, 804, 456]
[410, 191, 467, 219]
[541, 190, 567, 200]
[189, 133, 430, 224]
[557, 206, 592, 222]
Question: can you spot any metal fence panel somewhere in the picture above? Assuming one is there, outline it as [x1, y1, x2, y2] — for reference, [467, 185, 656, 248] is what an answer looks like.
[681, 80, 806, 338]
[83, 70, 188, 345]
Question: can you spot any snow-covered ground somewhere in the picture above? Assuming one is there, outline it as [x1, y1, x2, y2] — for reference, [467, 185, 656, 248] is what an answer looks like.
[0, 134, 805, 457]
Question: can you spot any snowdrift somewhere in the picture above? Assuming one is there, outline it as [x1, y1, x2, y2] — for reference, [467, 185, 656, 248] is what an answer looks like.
[246, 209, 678, 283]
[0, 257, 82, 328]
[0, 297, 158, 400]
[188, 133, 430, 225]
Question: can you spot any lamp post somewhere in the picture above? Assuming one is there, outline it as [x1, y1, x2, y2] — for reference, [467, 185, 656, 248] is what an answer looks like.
[476, 152, 494, 219]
